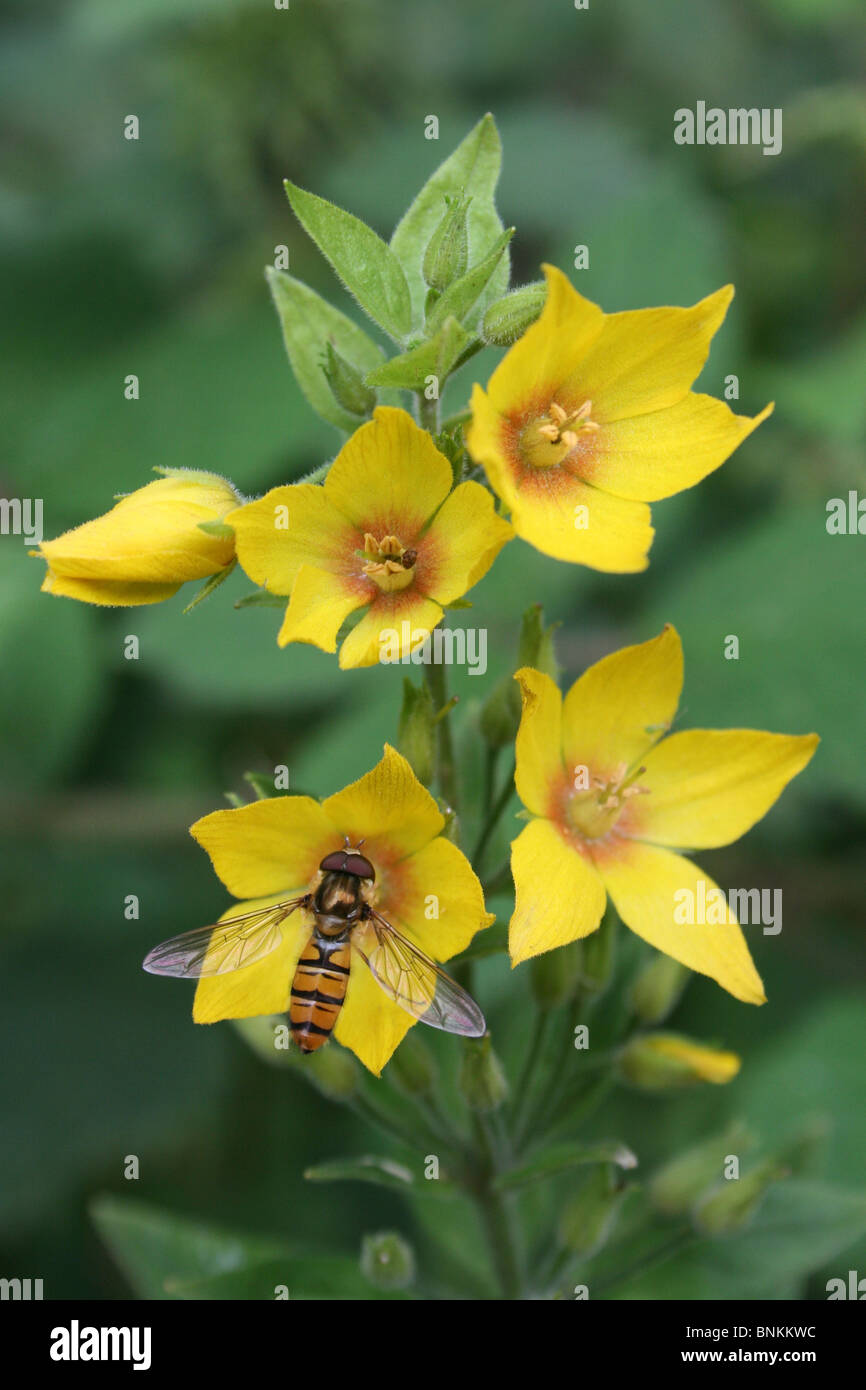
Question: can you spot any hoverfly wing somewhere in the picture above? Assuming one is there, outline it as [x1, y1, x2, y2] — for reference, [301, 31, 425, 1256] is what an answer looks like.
[356, 911, 486, 1038]
[142, 897, 306, 979]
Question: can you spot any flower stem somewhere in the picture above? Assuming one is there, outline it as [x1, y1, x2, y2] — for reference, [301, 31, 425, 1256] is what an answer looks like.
[470, 1114, 523, 1299]
[510, 1006, 551, 1140]
[424, 659, 458, 814]
[472, 757, 516, 869]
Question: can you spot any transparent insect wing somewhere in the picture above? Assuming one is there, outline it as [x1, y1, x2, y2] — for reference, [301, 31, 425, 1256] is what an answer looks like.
[142, 898, 305, 979]
[356, 914, 486, 1037]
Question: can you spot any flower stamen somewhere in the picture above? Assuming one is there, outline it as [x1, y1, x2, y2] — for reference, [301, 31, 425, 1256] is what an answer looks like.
[361, 532, 417, 592]
[521, 399, 599, 469]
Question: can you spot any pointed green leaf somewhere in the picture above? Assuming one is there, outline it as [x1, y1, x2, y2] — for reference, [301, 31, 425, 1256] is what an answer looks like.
[364, 316, 472, 391]
[391, 114, 510, 329]
[166, 1257, 413, 1301]
[283, 182, 412, 341]
[426, 228, 514, 336]
[196, 520, 235, 540]
[495, 1141, 638, 1193]
[305, 1156, 416, 1191]
[182, 559, 237, 614]
[266, 268, 387, 431]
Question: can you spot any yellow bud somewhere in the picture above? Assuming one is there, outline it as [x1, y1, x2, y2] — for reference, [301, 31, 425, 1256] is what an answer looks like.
[618, 1033, 741, 1091]
[36, 471, 239, 607]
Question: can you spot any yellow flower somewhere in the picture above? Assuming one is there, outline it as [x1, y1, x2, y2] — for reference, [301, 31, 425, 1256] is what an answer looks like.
[190, 745, 494, 1075]
[466, 265, 773, 571]
[619, 1033, 741, 1090]
[509, 625, 818, 1003]
[229, 406, 513, 668]
[36, 470, 238, 606]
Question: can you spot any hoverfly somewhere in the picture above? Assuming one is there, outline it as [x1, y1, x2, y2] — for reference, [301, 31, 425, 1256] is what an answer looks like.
[142, 840, 485, 1052]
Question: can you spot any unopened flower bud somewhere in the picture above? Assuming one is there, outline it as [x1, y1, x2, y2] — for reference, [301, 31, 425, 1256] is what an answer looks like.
[481, 281, 547, 346]
[618, 1033, 741, 1092]
[289, 1043, 356, 1103]
[422, 192, 472, 293]
[458, 1033, 508, 1113]
[630, 954, 690, 1024]
[531, 940, 583, 1010]
[580, 910, 617, 997]
[397, 677, 435, 785]
[36, 469, 239, 607]
[516, 603, 560, 682]
[693, 1157, 786, 1237]
[322, 340, 376, 419]
[559, 1165, 627, 1257]
[360, 1231, 416, 1289]
[480, 675, 521, 748]
[389, 1029, 437, 1097]
[649, 1121, 754, 1216]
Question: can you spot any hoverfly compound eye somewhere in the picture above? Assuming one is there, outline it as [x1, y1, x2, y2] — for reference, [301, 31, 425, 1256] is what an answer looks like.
[318, 847, 375, 880]
[344, 853, 375, 881]
[319, 850, 348, 873]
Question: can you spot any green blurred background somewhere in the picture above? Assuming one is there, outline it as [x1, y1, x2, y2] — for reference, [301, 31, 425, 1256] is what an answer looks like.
[1, 0, 864, 1298]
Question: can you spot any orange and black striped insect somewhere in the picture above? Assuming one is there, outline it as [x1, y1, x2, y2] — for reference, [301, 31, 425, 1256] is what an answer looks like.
[142, 841, 485, 1051]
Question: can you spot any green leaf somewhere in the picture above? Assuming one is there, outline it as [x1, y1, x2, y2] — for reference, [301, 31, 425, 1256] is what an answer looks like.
[283, 183, 412, 342]
[426, 228, 514, 336]
[364, 316, 472, 390]
[391, 114, 509, 329]
[89, 1195, 288, 1300]
[496, 1141, 638, 1193]
[304, 1155, 416, 1192]
[266, 268, 387, 431]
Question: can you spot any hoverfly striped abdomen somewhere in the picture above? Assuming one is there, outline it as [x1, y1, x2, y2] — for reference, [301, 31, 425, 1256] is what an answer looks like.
[290, 931, 352, 1053]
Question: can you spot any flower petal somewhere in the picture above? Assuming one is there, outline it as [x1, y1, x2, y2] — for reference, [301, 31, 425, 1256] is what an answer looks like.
[324, 406, 452, 536]
[322, 744, 444, 860]
[482, 264, 605, 414]
[278, 563, 367, 651]
[334, 959, 414, 1076]
[585, 395, 774, 502]
[506, 470, 654, 571]
[229, 484, 357, 595]
[387, 835, 494, 958]
[565, 285, 734, 423]
[509, 818, 607, 964]
[191, 796, 336, 899]
[41, 570, 181, 606]
[594, 839, 765, 1004]
[192, 892, 312, 1023]
[635, 729, 820, 849]
[337, 592, 444, 669]
[420, 480, 513, 604]
[514, 667, 564, 816]
[562, 625, 683, 777]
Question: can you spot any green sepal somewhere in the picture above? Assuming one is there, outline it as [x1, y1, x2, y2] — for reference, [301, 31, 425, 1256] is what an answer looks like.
[284, 181, 412, 341]
[196, 520, 235, 540]
[364, 315, 472, 391]
[234, 590, 286, 609]
[182, 559, 237, 615]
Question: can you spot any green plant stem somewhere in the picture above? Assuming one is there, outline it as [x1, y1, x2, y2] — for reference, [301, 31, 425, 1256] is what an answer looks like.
[472, 757, 516, 868]
[348, 1090, 436, 1153]
[470, 1114, 523, 1299]
[516, 990, 587, 1151]
[418, 392, 441, 433]
[510, 1007, 551, 1140]
[424, 659, 458, 812]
